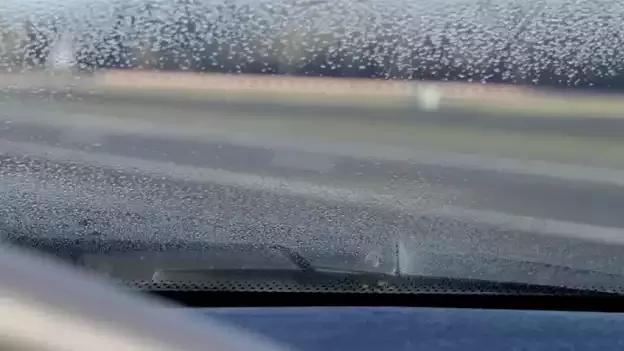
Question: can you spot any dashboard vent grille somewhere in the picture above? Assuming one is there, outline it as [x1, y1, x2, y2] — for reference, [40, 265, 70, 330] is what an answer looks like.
[119, 278, 609, 296]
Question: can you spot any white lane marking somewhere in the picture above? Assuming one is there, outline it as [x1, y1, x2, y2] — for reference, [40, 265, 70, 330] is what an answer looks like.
[4, 112, 624, 187]
[1, 139, 624, 246]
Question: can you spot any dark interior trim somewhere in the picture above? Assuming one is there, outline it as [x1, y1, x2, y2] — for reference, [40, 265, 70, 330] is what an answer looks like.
[149, 290, 624, 313]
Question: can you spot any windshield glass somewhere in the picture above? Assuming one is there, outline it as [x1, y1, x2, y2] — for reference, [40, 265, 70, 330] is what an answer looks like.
[2, 0, 624, 293]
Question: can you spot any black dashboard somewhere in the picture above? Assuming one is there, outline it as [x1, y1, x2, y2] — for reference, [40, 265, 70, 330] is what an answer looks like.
[200, 307, 624, 351]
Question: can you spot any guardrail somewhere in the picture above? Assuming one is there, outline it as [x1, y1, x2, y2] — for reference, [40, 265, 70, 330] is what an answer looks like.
[1, 70, 611, 113]
[95, 70, 415, 97]
[0, 70, 529, 97]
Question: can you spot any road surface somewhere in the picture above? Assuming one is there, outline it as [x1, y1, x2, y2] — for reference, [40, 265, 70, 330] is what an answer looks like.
[6, 91, 624, 138]
[5, 92, 624, 139]
[1, 96, 624, 287]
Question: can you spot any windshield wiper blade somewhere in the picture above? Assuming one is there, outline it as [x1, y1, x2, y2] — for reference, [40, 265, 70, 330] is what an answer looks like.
[149, 244, 618, 297]
[152, 266, 398, 287]
[266, 244, 316, 272]
[151, 244, 396, 286]
[148, 243, 621, 296]
[6, 235, 620, 296]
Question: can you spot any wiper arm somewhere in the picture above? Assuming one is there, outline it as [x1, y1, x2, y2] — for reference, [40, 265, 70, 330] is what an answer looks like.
[268, 242, 402, 275]
[152, 243, 402, 289]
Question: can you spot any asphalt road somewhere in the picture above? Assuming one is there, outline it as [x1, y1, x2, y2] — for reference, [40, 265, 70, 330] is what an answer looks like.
[2, 97, 624, 288]
[4, 92, 624, 139]
[0, 103, 623, 228]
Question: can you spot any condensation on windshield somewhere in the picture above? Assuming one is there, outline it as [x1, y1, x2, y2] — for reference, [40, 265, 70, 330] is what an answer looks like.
[0, 0, 624, 291]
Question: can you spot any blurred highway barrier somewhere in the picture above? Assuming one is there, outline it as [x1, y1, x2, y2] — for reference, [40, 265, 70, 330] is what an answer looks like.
[2, 70, 624, 118]
[91, 70, 532, 109]
[3, 72, 624, 168]
[90, 70, 416, 107]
